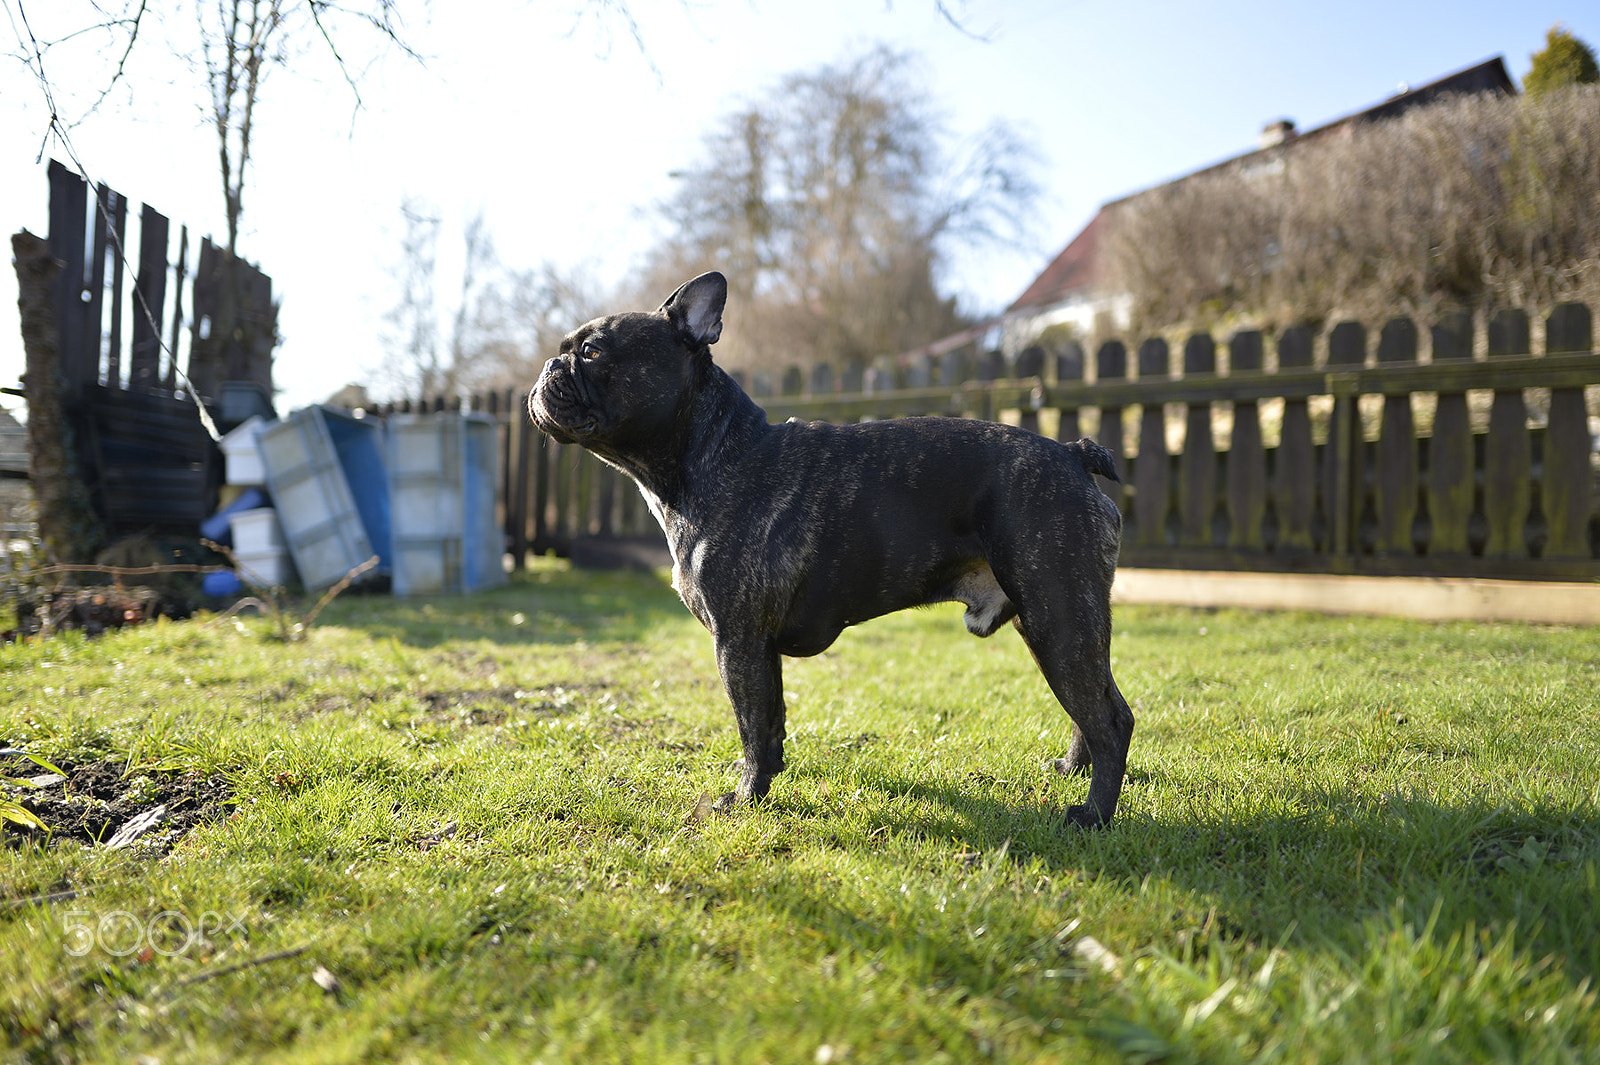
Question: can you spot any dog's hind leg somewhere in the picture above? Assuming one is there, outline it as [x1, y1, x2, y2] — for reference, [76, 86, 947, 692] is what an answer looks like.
[1047, 678, 1134, 777]
[1013, 602, 1134, 828]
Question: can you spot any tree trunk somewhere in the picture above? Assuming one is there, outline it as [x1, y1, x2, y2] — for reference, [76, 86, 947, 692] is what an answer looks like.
[12, 230, 104, 564]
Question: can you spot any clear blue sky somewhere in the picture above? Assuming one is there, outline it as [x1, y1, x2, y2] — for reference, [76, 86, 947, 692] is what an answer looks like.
[1, 0, 1594, 411]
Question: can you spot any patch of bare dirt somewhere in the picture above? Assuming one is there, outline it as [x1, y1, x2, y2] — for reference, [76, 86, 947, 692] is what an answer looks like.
[1, 756, 233, 852]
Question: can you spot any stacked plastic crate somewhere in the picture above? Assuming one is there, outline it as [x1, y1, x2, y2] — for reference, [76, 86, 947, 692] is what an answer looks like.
[218, 415, 298, 588]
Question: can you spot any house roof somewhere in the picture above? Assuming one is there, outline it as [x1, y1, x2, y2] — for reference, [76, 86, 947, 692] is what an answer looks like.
[1006, 208, 1109, 316]
[1008, 56, 1516, 315]
[0, 407, 27, 477]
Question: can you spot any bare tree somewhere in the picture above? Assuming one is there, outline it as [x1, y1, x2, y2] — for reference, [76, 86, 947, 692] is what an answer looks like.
[650, 46, 1038, 373]
[462, 262, 606, 389]
[384, 196, 444, 398]
[201, 0, 274, 263]
[380, 200, 504, 400]
[196, 0, 426, 258]
[445, 212, 510, 392]
[17, 2, 1002, 273]
[379, 199, 604, 399]
[8, 1, 418, 253]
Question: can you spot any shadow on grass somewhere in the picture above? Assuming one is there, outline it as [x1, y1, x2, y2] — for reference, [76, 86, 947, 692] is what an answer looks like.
[842, 768, 1600, 978]
[321, 566, 686, 649]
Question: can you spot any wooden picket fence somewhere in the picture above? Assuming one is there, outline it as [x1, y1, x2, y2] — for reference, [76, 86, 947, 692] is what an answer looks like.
[390, 303, 1600, 582]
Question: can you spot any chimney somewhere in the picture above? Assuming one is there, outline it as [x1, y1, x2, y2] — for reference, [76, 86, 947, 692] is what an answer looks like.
[1260, 118, 1297, 149]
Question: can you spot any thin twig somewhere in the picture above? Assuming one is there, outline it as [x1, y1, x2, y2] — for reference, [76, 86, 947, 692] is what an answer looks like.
[299, 554, 379, 630]
[10, 0, 66, 164]
[2, 889, 80, 910]
[80, 0, 149, 117]
[104, 944, 313, 1012]
[197, 543, 379, 640]
[306, 0, 365, 112]
[163, 945, 310, 992]
[18, 562, 230, 580]
[202, 595, 271, 630]
[933, 0, 994, 42]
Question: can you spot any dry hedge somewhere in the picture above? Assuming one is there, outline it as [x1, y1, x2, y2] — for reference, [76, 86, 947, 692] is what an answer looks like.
[1102, 84, 1600, 336]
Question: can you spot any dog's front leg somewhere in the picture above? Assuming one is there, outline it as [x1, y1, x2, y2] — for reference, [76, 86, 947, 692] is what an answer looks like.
[710, 635, 788, 811]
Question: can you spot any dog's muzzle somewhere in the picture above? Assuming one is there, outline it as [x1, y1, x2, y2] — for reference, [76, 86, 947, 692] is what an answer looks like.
[528, 357, 596, 442]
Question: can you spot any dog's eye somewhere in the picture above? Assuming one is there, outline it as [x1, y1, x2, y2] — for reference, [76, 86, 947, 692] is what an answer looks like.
[579, 339, 602, 359]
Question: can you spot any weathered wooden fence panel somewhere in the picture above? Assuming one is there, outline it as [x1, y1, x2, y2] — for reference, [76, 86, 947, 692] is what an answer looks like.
[1133, 339, 1168, 549]
[1228, 330, 1267, 553]
[1428, 313, 1475, 557]
[34, 161, 279, 537]
[1546, 304, 1594, 559]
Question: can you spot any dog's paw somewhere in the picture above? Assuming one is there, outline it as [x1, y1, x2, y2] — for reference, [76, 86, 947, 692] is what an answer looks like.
[708, 791, 740, 815]
[1064, 803, 1111, 829]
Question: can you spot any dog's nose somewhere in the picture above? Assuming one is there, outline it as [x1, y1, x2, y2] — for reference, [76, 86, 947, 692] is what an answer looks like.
[540, 353, 577, 380]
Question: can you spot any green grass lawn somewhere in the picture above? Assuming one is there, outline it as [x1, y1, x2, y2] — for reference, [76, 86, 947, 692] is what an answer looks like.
[2, 559, 1597, 1063]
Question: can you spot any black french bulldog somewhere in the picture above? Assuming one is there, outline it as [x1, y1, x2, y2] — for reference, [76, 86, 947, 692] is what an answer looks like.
[529, 272, 1135, 827]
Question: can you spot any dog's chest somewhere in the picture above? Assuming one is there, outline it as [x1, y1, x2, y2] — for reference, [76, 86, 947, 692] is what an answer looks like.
[630, 484, 713, 623]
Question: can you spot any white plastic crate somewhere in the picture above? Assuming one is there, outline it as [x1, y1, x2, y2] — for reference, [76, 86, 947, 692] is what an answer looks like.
[234, 549, 296, 588]
[220, 415, 269, 486]
[229, 507, 285, 556]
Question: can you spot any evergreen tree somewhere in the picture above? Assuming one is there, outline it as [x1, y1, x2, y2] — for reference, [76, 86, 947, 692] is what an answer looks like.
[1523, 25, 1599, 97]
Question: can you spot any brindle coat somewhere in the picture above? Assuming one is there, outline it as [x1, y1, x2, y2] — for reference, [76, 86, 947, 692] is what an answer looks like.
[529, 271, 1135, 827]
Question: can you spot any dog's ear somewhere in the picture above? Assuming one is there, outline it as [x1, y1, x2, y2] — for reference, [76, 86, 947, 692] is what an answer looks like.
[658, 271, 726, 348]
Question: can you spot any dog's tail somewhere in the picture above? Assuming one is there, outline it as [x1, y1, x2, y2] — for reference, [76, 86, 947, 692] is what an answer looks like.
[1074, 438, 1121, 483]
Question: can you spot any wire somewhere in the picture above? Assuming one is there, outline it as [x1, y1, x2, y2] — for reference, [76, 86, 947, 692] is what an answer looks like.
[6, 0, 225, 444]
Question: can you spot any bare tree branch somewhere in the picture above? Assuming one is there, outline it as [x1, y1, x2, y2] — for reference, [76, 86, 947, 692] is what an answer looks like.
[7, 0, 67, 163]
[79, 0, 147, 118]
[932, 0, 994, 42]
[304, 0, 424, 119]
[560, 0, 662, 79]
